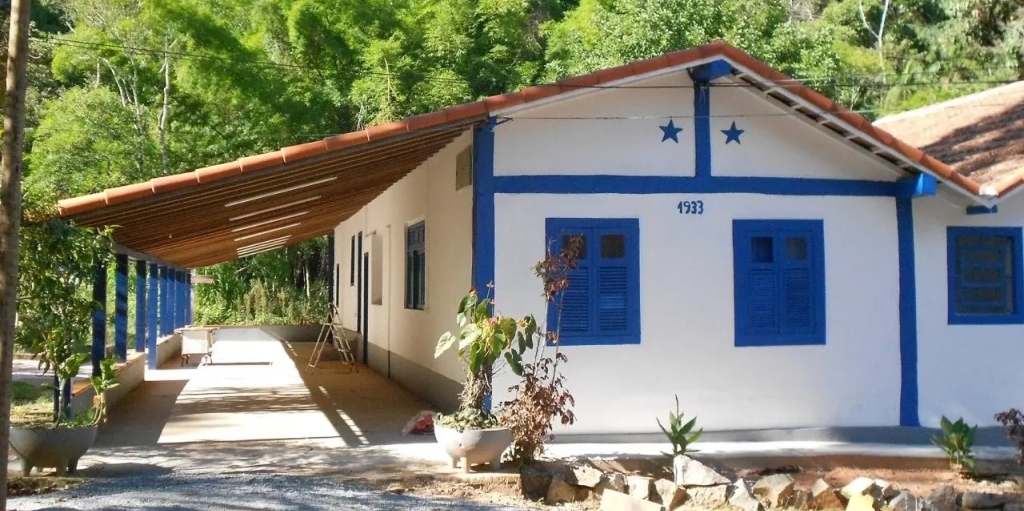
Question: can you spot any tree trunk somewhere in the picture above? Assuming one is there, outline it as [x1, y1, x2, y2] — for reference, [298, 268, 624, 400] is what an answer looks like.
[0, 1, 32, 508]
[158, 47, 171, 175]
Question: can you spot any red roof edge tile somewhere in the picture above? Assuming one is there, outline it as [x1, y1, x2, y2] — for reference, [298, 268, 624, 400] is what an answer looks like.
[196, 161, 242, 184]
[366, 121, 409, 142]
[281, 140, 329, 163]
[151, 173, 200, 194]
[323, 130, 370, 152]
[58, 192, 107, 216]
[104, 182, 154, 207]
[239, 151, 286, 173]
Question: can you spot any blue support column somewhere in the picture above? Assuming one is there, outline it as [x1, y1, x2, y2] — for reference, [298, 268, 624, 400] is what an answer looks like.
[91, 261, 108, 377]
[159, 266, 170, 335]
[174, 270, 184, 329]
[114, 253, 129, 362]
[147, 262, 160, 369]
[135, 260, 147, 353]
[185, 272, 193, 325]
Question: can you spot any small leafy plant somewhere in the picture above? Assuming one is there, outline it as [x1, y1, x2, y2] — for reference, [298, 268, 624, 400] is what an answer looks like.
[932, 416, 977, 475]
[435, 287, 528, 431]
[657, 395, 702, 457]
[994, 408, 1024, 466]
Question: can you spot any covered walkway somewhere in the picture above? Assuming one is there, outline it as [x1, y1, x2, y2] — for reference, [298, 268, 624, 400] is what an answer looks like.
[75, 327, 448, 478]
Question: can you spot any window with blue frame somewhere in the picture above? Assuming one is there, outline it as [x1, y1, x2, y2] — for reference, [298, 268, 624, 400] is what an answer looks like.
[405, 222, 426, 310]
[545, 218, 640, 345]
[947, 227, 1024, 324]
[732, 220, 825, 347]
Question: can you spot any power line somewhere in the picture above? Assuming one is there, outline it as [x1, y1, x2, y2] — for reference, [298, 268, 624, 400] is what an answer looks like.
[31, 34, 1022, 91]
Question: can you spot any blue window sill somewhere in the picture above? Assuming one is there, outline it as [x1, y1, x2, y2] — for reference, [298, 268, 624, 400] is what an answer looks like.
[553, 334, 641, 346]
[735, 335, 825, 347]
[948, 313, 1024, 325]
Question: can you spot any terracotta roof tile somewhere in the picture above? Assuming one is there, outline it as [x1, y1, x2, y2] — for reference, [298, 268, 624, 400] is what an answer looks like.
[557, 72, 600, 91]
[592, 63, 636, 85]
[875, 81, 1024, 192]
[323, 130, 369, 152]
[281, 140, 328, 163]
[520, 84, 564, 103]
[151, 173, 199, 194]
[104, 182, 154, 206]
[631, 55, 670, 76]
[405, 110, 448, 131]
[444, 102, 488, 122]
[239, 151, 285, 173]
[196, 161, 242, 183]
[366, 120, 409, 141]
[482, 91, 527, 111]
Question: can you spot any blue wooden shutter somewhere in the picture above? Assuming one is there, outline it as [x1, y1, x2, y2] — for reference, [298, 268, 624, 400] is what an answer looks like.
[595, 229, 629, 335]
[779, 233, 814, 335]
[746, 268, 779, 334]
[558, 228, 591, 335]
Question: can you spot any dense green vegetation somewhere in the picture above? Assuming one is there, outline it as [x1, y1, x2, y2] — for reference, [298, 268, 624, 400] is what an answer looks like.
[7, 0, 1023, 324]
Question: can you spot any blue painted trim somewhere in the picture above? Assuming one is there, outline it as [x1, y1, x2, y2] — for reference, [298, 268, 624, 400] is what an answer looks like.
[690, 60, 733, 82]
[135, 260, 147, 353]
[91, 261, 107, 377]
[946, 226, 1024, 325]
[897, 174, 937, 198]
[177, 271, 186, 328]
[114, 253, 128, 362]
[896, 197, 920, 426]
[147, 262, 159, 369]
[493, 175, 901, 196]
[472, 117, 497, 295]
[693, 82, 711, 178]
[544, 217, 642, 346]
[966, 205, 998, 215]
[159, 266, 169, 336]
[732, 219, 826, 347]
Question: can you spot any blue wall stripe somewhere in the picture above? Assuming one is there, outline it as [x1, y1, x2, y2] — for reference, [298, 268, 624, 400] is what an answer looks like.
[896, 197, 920, 427]
[185, 273, 193, 325]
[159, 266, 169, 336]
[91, 261, 107, 377]
[147, 263, 159, 369]
[135, 260, 147, 353]
[693, 82, 711, 179]
[492, 175, 901, 196]
[114, 253, 129, 362]
[472, 117, 497, 295]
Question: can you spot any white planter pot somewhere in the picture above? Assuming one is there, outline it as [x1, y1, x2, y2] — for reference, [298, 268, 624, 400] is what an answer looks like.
[434, 423, 513, 473]
[10, 424, 98, 476]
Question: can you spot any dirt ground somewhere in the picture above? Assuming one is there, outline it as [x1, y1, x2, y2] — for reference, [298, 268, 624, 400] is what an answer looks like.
[355, 454, 1024, 511]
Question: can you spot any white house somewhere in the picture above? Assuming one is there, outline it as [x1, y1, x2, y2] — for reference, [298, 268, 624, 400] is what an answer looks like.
[56, 41, 1024, 440]
[331, 42, 1024, 438]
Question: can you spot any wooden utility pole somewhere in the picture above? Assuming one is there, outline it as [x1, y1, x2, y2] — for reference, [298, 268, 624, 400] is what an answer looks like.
[0, 0, 32, 507]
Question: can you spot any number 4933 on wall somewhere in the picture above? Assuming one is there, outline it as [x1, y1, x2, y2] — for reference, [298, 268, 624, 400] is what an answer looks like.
[677, 199, 704, 215]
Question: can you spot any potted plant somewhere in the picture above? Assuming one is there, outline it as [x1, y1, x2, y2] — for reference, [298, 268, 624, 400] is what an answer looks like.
[433, 287, 529, 472]
[11, 215, 118, 476]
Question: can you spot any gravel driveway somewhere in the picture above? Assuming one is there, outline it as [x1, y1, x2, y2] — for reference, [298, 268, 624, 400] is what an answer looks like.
[10, 474, 528, 511]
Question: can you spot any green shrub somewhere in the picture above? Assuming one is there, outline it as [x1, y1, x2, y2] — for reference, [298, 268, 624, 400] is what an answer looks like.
[932, 416, 977, 474]
[657, 395, 702, 457]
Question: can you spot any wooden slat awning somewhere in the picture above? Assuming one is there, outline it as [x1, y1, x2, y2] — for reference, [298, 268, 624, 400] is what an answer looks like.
[59, 114, 485, 268]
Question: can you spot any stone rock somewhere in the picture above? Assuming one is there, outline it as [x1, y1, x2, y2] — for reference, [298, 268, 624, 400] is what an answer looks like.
[600, 489, 664, 511]
[874, 480, 897, 500]
[753, 474, 796, 508]
[842, 477, 878, 500]
[927, 485, 958, 511]
[791, 490, 811, 509]
[811, 479, 845, 510]
[570, 464, 605, 488]
[596, 473, 628, 495]
[886, 491, 919, 511]
[627, 475, 653, 501]
[547, 476, 585, 505]
[961, 491, 1006, 509]
[519, 463, 553, 501]
[730, 479, 763, 511]
[654, 479, 688, 510]
[847, 494, 878, 511]
[674, 455, 731, 487]
[688, 484, 728, 508]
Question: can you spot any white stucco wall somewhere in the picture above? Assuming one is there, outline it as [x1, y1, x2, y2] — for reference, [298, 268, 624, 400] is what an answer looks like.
[333, 131, 473, 384]
[914, 196, 1024, 427]
[491, 193, 902, 434]
[711, 84, 899, 181]
[495, 72, 697, 177]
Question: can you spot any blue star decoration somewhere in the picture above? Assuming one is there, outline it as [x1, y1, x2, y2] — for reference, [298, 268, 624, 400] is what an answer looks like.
[722, 121, 745, 145]
[660, 119, 683, 143]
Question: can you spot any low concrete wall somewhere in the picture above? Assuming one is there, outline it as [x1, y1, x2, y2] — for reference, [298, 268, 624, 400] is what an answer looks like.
[71, 334, 181, 416]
